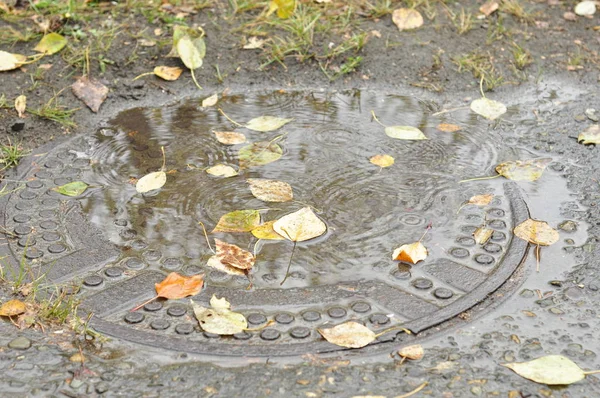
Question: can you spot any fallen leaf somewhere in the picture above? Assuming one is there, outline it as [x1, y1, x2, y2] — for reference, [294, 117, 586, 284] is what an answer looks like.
[247, 178, 293, 202]
[318, 321, 376, 348]
[563, 11, 577, 21]
[393, 242, 427, 264]
[192, 295, 247, 335]
[72, 76, 108, 113]
[214, 131, 247, 145]
[369, 154, 395, 168]
[245, 116, 293, 132]
[495, 158, 552, 181]
[52, 181, 89, 196]
[503, 355, 586, 385]
[437, 123, 462, 132]
[213, 209, 261, 233]
[206, 255, 246, 276]
[136, 171, 166, 193]
[0, 299, 26, 317]
[392, 8, 424, 31]
[14, 95, 26, 118]
[206, 164, 238, 178]
[385, 126, 427, 140]
[177, 35, 204, 70]
[34, 32, 67, 55]
[69, 353, 85, 363]
[251, 221, 285, 240]
[574, 1, 596, 16]
[167, 26, 206, 59]
[0, 51, 27, 72]
[479, 0, 499, 16]
[473, 227, 493, 245]
[215, 239, 255, 270]
[513, 219, 559, 246]
[155, 272, 204, 299]
[468, 194, 494, 206]
[578, 125, 600, 144]
[470, 97, 507, 120]
[202, 93, 218, 108]
[268, 0, 296, 19]
[138, 38, 156, 47]
[398, 344, 424, 360]
[238, 141, 283, 168]
[243, 36, 266, 49]
[273, 207, 327, 242]
[154, 66, 183, 81]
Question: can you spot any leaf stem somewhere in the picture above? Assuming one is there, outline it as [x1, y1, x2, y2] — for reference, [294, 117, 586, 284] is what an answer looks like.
[418, 223, 432, 243]
[374, 325, 412, 338]
[395, 381, 428, 398]
[479, 75, 485, 98]
[583, 370, 600, 375]
[130, 295, 158, 312]
[132, 72, 155, 81]
[218, 108, 243, 127]
[198, 221, 215, 254]
[190, 68, 202, 90]
[280, 241, 296, 286]
[535, 244, 540, 272]
[160, 146, 166, 171]
[370, 110, 386, 128]
[459, 174, 502, 183]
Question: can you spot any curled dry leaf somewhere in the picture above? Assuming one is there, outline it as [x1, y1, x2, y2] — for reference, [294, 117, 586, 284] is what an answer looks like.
[513, 219, 559, 246]
[479, 0, 499, 17]
[213, 209, 261, 233]
[398, 344, 424, 360]
[0, 299, 26, 317]
[247, 178, 293, 202]
[0, 51, 27, 72]
[243, 36, 266, 50]
[155, 272, 204, 300]
[34, 32, 67, 55]
[473, 227, 493, 245]
[206, 164, 238, 178]
[574, 1, 596, 16]
[393, 242, 427, 264]
[251, 221, 285, 240]
[214, 131, 247, 145]
[192, 295, 247, 335]
[215, 239, 255, 271]
[72, 76, 108, 113]
[503, 355, 586, 385]
[318, 321, 376, 348]
[136, 171, 166, 193]
[495, 158, 552, 181]
[392, 8, 424, 31]
[202, 93, 218, 108]
[245, 116, 293, 132]
[437, 123, 461, 133]
[578, 125, 600, 144]
[369, 154, 394, 168]
[238, 141, 283, 168]
[470, 97, 507, 120]
[207, 255, 245, 276]
[273, 207, 327, 242]
[154, 66, 183, 81]
[15, 95, 26, 118]
[52, 181, 89, 196]
[385, 126, 427, 140]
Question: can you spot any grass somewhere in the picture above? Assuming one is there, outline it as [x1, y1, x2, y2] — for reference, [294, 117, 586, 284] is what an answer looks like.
[512, 42, 532, 70]
[28, 95, 78, 128]
[0, 140, 28, 170]
[453, 51, 504, 91]
[366, 0, 393, 18]
[450, 7, 474, 35]
[500, 0, 534, 24]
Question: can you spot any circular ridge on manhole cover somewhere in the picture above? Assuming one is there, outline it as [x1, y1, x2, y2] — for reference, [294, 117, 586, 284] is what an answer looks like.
[0, 90, 529, 357]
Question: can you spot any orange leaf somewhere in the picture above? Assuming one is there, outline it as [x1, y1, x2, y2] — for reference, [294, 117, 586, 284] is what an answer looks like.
[437, 123, 461, 133]
[155, 272, 204, 300]
[215, 239, 255, 270]
[392, 242, 428, 264]
[0, 299, 26, 317]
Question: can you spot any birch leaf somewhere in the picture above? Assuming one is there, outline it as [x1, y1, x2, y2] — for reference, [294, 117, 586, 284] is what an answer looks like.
[192, 295, 247, 335]
[495, 158, 552, 181]
[34, 33, 67, 55]
[473, 227, 494, 245]
[251, 221, 285, 240]
[213, 209, 261, 233]
[15, 95, 26, 118]
[206, 164, 238, 178]
[385, 126, 427, 140]
[398, 344, 424, 360]
[0, 51, 27, 72]
[52, 181, 89, 196]
[238, 141, 283, 168]
[273, 207, 326, 242]
[245, 116, 293, 132]
[468, 194, 494, 206]
[247, 178, 293, 202]
[202, 93, 218, 108]
[503, 355, 586, 385]
[578, 125, 600, 144]
[318, 321, 376, 348]
[513, 219, 559, 246]
[215, 239, 255, 270]
[177, 36, 204, 70]
[393, 242, 427, 264]
[207, 255, 245, 276]
[136, 171, 166, 193]
[154, 66, 183, 81]
[369, 154, 394, 168]
[214, 131, 246, 145]
[470, 98, 507, 120]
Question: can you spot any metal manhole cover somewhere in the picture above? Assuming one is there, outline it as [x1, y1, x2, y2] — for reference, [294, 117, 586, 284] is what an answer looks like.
[0, 90, 528, 357]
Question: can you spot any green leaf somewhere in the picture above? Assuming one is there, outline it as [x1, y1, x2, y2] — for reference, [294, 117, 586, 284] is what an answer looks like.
[245, 116, 293, 132]
[238, 141, 283, 168]
[177, 36, 204, 70]
[213, 209, 261, 233]
[167, 26, 206, 58]
[52, 181, 89, 196]
[34, 33, 67, 55]
[384, 126, 427, 140]
[470, 97, 507, 120]
[503, 355, 586, 385]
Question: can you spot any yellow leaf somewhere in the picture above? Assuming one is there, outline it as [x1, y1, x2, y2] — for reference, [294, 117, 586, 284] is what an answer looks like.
[369, 154, 395, 168]
[495, 158, 552, 181]
[398, 344, 424, 360]
[202, 93, 218, 108]
[473, 227, 493, 245]
[214, 131, 247, 145]
[318, 321, 376, 348]
[437, 123, 462, 132]
[273, 207, 327, 242]
[268, 0, 296, 19]
[392, 241, 427, 264]
[154, 66, 183, 81]
[247, 178, 293, 202]
[0, 299, 26, 317]
[213, 210, 261, 233]
[206, 164, 238, 178]
[470, 97, 507, 120]
[503, 355, 586, 385]
[136, 171, 167, 193]
[34, 32, 67, 55]
[513, 219, 559, 246]
[0, 51, 27, 72]
[468, 194, 494, 206]
[14, 95, 26, 118]
[392, 8, 424, 31]
[251, 221, 285, 240]
[578, 125, 600, 145]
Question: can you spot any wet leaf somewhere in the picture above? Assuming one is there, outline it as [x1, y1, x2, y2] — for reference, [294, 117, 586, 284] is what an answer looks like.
[177, 35, 204, 70]
[392, 8, 424, 31]
[167, 26, 206, 59]
[14, 95, 26, 118]
[273, 207, 327, 242]
[495, 158, 552, 181]
[136, 171, 166, 193]
[202, 93, 218, 108]
[318, 321, 376, 348]
[393, 242, 427, 264]
[214, 131, 246, 145]
[513, 219, 559, 246]
[206, 255, 246, 276]
[479, 0, 499, 17]
[470, 98, 507, 120]
[268, 0, 296, 19]
[156, 272, 204, 300]
[398, 344, 424, 360]
[52, 181, 89, 196]
[247, 178, 293, 202]
[437, 123, 462, 133]
[385, 126, 427, 140]
[0, 51, 27, 72]
[468, 194, 494, 206]
[575, 1, 596, 16]
[251, 221, 285, 240]
[578, 125, 600, 144]
[206, 164, 238, 178]
[245, 116, 293, 132]
[215, 239, 255, 270]
[369, 154, 394, 168]
[503, 355, 586, 385]
[213, 209, 261, 233]
[243, 36, 266, 49]
[473, 227, 493, 245]
[238, 141, 283, 168]
[34, 32, 67, 55]
[71, 76, 108, 113]
[154, 66, 183, 81]
[0, 299, 26, 317]
[192, 295, 247, 335]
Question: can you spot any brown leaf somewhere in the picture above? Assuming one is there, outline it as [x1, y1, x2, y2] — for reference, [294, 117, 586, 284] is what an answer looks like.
[215, 239, 255, 270]
[479, 0, 499, 16]
[155, 272, 204, 300]
[392, 242, 427, 264]
[398, 344, 424, 360]
[71, 76, 108, 113]
[214, 131, 247, 145]
[468, 194, 494, 206]
[247, 178, 293, 202]
[437, 123, 462, 133]
[0, 299, 26, 317]
[392, 8, 424, 31]
[154, 66, 183, 81]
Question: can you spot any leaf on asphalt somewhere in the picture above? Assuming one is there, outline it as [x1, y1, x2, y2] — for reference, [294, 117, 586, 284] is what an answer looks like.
[495, 158, 552, 181]
[136, 171, 166, 193]
[385, 126, 427, 140]
[268, 0, 296, 19]
[437, 123, 462, 133]
[34, 32, 67, 55]
[479, 0, 499, 17]
[473, 227, 493, 245]
[202, 93, 218, 108]
[167, 26, 206, 58]
[251, 221, 285, 240]
[15, 95, 26, 118]
[154, 66, 183, 81]
[213, 209, 261, 233]
[468, 194, 494, 206]
[273, 207, 327, 242]
[52, 181, 89, 196]
[513, 219, 559, 246]
[318, 321, 376, 348]
[238, 141, 283, 168]
[206, 164, 238, 178]
[0, 299, 26, 317]
[245, 116, 293, 132]
[393, 242, 427, 264]
[392, 8, 424, 31]
[398, 344, 424, 360]
[214, 131, 247, 145]
[215, 239, 255, 271]
[243, 36, 266, 49]
[574, 1, 596, 16]
[71, 76, 108, 113]
[369, 154, 395, 168]
[503, 355, 586, 385]
[247, 178, 293, 202]
[192, 295, 247, 335]
[206, 255, 246, 276]
[156, 272, 204, 300]
[0, 51, 27, 72]
[470, 97, 507, 120]
[578, 125, 600, 144]
[177, 35, 204, 70]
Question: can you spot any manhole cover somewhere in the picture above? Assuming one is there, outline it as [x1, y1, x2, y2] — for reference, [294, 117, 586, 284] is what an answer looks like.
[0, 91, 528, 357]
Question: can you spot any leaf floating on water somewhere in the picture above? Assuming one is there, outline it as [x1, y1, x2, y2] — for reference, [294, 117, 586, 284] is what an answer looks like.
[214, 131, 247, 145]
[392, 8, 424, 31]
[206, 164, 238, 178]
[251, 221, 285, 240]
[393, 242, 427, 264]
[213, 209, 261, 233]
[0, 51, 27, 72]
[215, 239, 255, 271]
[154, 66, 183, 81]
[468, 194, 494, 206]
[136, 171, 167, 193]
[503, 355, 586, 385]
[71, 76, 109, 113]
[369, 154, 395, 168]
[513, 219, 559, 246]
[156, 272, 204, 300]
[385, 126, 427, 140]
[318, 321, 376, 348]
[245, 116, 293, 132]
[470, 97, 507, 120]
[574, 1, 596, 16]
[192, 295, 247, 335]
[14, 95, 26, 118]
[238, 141, 283, 168]
[52, 181, 89, 197]
[273, 207, 326, 242]
[247, 178, 293, 202]
[0, 299, 26, 317]
[578, 125, 600, 145]
[202, 93, 218, 108]
[437, 123, 462, 133]
[398, 344, 424, 360]
[473, 227, 493, 245]
[206, 255, 246, 276]
[34, 32, 67, 55]
[495, 158, 552, 181]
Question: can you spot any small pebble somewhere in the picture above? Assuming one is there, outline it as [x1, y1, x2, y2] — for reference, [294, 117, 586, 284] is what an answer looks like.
[8, 336, 32, 350]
